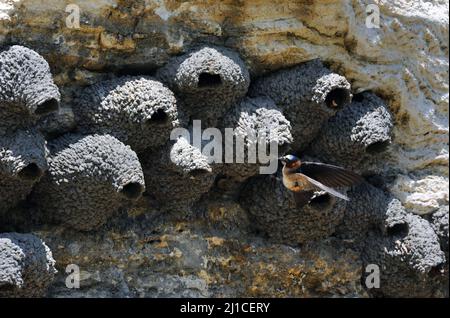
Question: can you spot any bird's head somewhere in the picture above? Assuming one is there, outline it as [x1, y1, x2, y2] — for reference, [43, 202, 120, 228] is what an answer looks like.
[279, 154, 301, 168]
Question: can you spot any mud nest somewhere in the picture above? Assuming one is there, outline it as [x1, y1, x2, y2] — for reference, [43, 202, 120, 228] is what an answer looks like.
[309, 92, 393, 172]
[0, 45, 60, 134]
[240, 169, 348, 245]
[220, 96, 293, 182]
[141, 136, 217, 216]
[156, 46, 250, 126]
[0, 232, 56, 297]
[73, 76, 182, 153]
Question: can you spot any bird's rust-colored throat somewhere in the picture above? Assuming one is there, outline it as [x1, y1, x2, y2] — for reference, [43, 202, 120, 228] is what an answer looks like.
[285, 161, 301, 169]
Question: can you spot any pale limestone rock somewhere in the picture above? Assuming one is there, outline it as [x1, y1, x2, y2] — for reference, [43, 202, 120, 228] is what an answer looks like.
[0, 0, 18, 21]
[390, 175, 449, 215]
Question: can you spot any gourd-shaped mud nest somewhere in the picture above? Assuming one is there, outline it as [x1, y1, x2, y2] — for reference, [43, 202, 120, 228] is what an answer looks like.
[31, 134, 145, 231]
[0, 232, 56, 297]
[0, 45, 60, 134]
[73, 76, 182, 153]
[250, 59, 352, 151]
[156, 46, 250, 126]
[0, 129, 48, 212]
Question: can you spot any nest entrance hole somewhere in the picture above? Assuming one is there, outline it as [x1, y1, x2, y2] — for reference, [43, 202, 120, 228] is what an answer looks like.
[35, 98, 59, 115]
[325, 88, 350, 109]
[366, 140, 390, 154]
[198, 73, 222, 87]
[309, 193, 332, 207]
[18, 163, 43, 181]
[189, 168, 211, 178]
[387, 223, 409, 237]
[121, 182, 144, 200]
[147, 109, 169, 125]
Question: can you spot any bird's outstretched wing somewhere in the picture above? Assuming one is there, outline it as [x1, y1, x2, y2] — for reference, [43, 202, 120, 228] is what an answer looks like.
[293, 190, 315, 208]
[299, 162, 363, 188]
[301, 174, 349, 201]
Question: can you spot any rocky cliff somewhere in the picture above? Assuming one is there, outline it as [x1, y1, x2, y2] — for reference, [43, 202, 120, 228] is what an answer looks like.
[0, 0, 448, 297]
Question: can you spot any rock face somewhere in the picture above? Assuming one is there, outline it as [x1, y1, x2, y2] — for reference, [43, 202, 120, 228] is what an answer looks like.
[0, 0, 448, 298]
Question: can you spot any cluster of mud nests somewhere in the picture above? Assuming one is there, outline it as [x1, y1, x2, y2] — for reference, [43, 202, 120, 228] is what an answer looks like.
[1, 45, 447, 297]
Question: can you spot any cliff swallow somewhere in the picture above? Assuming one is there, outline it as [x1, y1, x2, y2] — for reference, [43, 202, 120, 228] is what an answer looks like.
[280, 154, 363, 207]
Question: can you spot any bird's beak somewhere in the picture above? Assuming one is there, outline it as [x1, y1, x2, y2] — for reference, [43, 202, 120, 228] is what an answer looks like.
[279, 156, 286, 165]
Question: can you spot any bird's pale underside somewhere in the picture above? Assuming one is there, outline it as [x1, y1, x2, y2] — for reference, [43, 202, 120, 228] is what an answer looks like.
[280, 155, 363, 207]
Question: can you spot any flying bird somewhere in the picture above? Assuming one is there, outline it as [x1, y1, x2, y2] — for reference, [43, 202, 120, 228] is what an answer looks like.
[279, 154, 363, 207]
